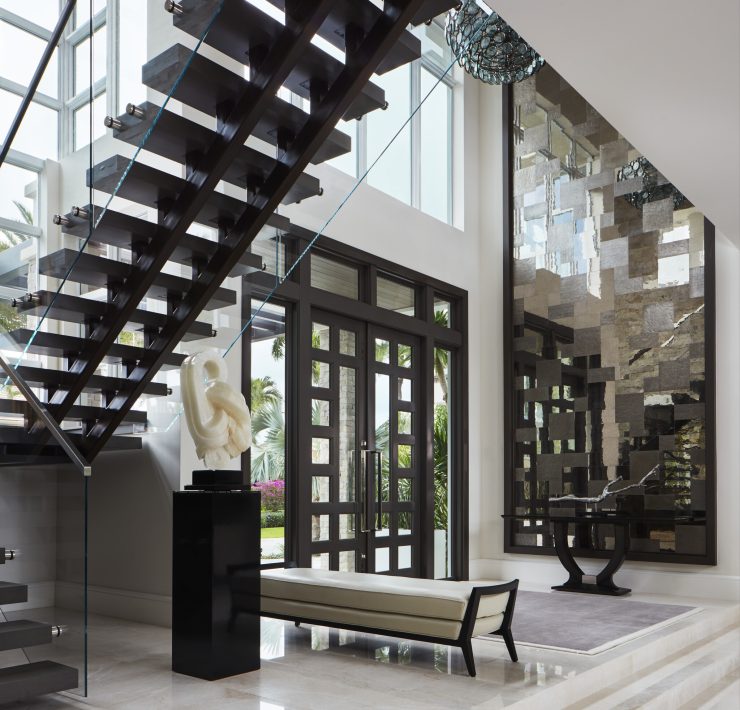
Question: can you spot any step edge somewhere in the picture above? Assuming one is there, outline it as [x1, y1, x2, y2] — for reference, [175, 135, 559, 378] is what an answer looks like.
[505, 605, 740, 710]
[567, 626, 740, 710]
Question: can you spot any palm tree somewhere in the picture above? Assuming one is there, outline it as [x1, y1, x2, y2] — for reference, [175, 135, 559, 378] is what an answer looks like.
[251, 375, 281, 411]
[250, 396, 286, 483]
[433, 404, 449, 530]
[0, 201, 33, 248]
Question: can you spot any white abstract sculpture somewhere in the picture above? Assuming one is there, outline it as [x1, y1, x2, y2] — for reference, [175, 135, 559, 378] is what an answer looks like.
[180, 349, 252, 469]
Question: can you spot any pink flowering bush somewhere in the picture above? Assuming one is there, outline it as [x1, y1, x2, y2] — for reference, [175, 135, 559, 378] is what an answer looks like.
[253, 479, 285, 512]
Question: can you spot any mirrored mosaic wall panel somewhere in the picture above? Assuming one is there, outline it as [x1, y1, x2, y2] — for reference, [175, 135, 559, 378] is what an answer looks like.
[505, 65, 715, 563]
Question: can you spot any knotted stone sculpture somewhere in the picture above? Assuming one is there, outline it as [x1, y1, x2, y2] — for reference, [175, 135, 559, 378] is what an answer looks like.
[181, 349, 251, 469]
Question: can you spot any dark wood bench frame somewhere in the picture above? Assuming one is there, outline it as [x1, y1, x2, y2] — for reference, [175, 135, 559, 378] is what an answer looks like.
[261, 578, 519, 677]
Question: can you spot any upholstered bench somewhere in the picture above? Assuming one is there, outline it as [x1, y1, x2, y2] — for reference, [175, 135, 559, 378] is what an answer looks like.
[260, 568, 518, 676]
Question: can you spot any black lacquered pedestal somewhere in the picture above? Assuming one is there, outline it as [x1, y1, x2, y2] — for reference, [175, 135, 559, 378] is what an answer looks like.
[172, 484, 261, 680]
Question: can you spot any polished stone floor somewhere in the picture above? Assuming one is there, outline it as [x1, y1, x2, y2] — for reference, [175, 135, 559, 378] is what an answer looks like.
[1, 593, 735, 710]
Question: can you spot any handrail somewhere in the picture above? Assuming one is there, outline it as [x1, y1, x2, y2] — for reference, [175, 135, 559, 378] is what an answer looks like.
[0, 0, 77, 168]
[0, 354, 92, 476]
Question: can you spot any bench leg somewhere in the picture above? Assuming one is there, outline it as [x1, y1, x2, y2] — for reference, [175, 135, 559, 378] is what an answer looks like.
[501, 628, 518, 662]
[461, 640, 476, 677]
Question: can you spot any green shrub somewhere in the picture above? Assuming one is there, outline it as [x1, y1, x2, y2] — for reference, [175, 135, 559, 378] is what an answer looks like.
[261, 510, 285, 528]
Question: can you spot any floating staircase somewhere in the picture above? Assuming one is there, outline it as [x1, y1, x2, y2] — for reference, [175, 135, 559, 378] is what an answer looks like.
[0, 548, 78, 703]
[0, 0, 456, 465]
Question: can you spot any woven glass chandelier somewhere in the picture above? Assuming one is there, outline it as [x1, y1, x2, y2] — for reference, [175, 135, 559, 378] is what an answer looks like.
[446, 1, 544, 85]
[617, 157, 689, 210]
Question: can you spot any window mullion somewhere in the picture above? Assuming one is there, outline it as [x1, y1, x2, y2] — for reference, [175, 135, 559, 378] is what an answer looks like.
[410, 60, 421, 210]
[0, 77, 61, 110]
[108, 0, 119, 116]
[0, 9, 53, 41]
[357, 116, 367, 178]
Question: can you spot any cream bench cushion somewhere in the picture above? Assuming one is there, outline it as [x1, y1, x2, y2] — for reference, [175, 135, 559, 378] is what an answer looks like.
[261, 568, 510, 640]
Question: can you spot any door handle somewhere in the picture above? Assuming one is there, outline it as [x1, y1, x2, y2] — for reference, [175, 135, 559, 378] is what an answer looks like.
[359, 449, 384, 533]
[359, 448, 372, 533]
[375, 451, 383, 531]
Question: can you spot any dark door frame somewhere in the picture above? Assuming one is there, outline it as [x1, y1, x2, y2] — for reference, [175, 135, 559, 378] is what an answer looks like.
[242, 233, 469, 580]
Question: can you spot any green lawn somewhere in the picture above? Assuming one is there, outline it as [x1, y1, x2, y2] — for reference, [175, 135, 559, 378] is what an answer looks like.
[261, 527, 285, 539]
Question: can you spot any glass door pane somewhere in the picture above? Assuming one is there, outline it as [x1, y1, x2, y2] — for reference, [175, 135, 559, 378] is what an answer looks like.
[307, 312, 365, 572]
[434, 347, 452, 578]
[367, 326, 421, 576]
[249, 301, 287, 566]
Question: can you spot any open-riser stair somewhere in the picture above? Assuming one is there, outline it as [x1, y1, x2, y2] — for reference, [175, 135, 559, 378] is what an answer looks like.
[1, 0, 456, 464]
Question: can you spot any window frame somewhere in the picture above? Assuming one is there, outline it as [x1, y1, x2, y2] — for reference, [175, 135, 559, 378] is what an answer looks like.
[329, 19, 456, 225]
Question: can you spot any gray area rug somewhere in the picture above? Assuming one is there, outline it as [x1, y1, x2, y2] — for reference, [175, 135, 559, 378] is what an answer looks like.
[480, 590, 698, 654]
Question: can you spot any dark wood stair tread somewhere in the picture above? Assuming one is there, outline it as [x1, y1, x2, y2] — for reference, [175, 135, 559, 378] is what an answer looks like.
[87, 155, 286, 238]
[38, 248, 236, 311]
[174, 0, 385, 122]
[0, 661, 78, 704]
[111, 102, 321, 205]
[14, 365, 168, 397]
[0, 620, 53, 651]
[5, 329, 185, 369]
[56, 205, 265, 277]
[0, 427, 141, 466]
[142, 45, 350, 164]
[0, 582, 28, 605]
[0, 399, 148, 426]
[265, 0, 421, 75]
[13, 291, 214, 342]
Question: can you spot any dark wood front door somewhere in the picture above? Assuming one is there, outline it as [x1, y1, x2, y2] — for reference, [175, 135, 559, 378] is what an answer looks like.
[304, 311, 422, 576]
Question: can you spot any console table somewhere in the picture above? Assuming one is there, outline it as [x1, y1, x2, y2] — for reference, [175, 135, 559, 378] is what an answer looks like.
[503, 512, 703, 596]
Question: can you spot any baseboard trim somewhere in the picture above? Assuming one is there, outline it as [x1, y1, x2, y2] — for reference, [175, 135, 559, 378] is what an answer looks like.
[56, 581, 172, 627]
[470, 557, 740, 601]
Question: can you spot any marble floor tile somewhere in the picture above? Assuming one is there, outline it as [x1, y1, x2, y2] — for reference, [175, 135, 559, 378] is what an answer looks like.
[1, 592, 736, 710]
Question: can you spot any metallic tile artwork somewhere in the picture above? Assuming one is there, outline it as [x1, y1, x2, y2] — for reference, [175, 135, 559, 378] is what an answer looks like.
[509, 65, 711, 560]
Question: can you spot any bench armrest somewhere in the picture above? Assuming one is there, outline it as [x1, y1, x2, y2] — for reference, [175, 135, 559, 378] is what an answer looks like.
[459, 579, 519, 643]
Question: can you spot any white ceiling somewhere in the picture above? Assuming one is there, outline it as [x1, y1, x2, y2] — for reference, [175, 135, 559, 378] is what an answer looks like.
[483, 0, 740, 245]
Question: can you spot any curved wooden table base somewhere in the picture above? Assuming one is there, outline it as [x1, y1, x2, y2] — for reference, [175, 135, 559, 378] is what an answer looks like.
[551, 520, 631, 596]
